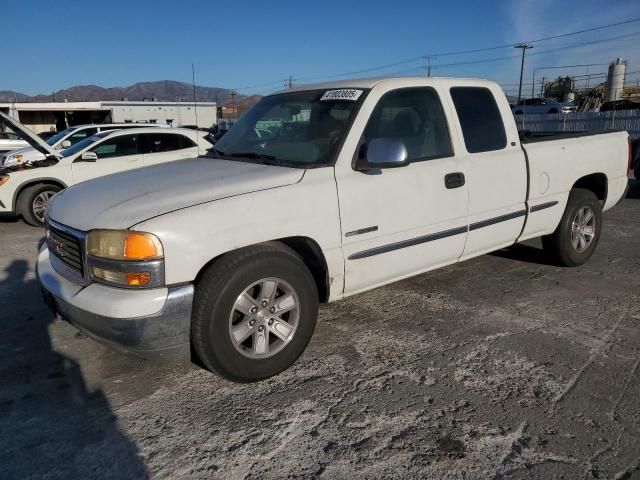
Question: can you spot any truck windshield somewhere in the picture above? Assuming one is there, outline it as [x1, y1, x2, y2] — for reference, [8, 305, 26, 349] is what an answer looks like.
[209, 88, 367, 168]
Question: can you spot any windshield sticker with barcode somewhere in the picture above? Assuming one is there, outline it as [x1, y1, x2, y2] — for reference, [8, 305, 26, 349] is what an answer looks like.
[320, 89, 363, 101]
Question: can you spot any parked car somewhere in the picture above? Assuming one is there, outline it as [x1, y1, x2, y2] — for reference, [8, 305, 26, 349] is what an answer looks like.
[0, 114, 210, 226]
[0, 130, 29, 152]
[38, 131, 59, 141]
[33, 77, 630, 382]
[0, 122, 168, 166]
[512, 98, 576, 115]
[599, 100, 640, 112]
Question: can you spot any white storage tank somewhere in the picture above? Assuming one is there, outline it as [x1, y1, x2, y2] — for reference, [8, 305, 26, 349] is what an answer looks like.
[606, 58, 626, 102]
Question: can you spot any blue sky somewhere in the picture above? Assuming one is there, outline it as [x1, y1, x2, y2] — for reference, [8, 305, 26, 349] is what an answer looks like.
[5, 0, 640, 96]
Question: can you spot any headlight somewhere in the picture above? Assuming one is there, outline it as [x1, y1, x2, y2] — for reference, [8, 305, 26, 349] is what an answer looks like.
[87, 230, 163, 260]
[86, 230, 164, 288]
[3, 154, 23, 166]
[0, 175, 8, 187]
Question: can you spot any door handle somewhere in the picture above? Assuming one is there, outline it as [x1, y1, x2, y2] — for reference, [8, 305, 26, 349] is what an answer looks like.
[444, 172, 465, 189]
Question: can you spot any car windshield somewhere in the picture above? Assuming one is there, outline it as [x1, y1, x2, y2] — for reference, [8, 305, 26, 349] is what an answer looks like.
[60, 132, 110, 158]
[46, 127, 76, 146]
[208, 88, 367, 168]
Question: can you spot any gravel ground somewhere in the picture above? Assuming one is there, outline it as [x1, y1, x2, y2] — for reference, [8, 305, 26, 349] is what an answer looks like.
[1, 180, 639, 480]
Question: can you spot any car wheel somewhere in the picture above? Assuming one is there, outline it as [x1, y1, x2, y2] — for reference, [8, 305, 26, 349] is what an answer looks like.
[191, 243, 319, 382]
[541, 189, 602, 266]
[548, 108, 559, 114]
[17, 184, 61, 227]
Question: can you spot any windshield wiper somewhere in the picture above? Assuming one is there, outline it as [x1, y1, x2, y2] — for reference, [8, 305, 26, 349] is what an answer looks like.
[226, 151, 283, 166]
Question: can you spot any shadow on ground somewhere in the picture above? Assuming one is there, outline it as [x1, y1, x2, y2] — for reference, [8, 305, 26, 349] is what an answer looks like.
[0, 259, 149, 479]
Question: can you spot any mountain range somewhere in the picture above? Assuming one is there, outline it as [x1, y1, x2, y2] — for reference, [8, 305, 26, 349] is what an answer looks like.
[0, 80, 257, 106]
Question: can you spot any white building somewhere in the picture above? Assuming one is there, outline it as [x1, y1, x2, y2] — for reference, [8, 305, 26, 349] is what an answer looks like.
[0, 100, 217, 133]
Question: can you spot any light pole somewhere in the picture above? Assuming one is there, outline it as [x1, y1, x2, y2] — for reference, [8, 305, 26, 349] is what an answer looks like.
[515, 43, 534, 103]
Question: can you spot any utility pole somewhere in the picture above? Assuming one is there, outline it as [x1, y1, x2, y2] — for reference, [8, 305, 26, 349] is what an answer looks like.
[425, 56, 433, 77]
[288, 75, 293, 88]
[515, 43, 534, 103]
[539, 77, 545, 98]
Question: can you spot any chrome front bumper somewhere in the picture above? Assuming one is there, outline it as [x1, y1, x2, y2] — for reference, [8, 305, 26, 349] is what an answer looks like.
[38, 247, 193, 363]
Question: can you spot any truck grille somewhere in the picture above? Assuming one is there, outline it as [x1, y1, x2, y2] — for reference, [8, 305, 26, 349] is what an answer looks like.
[48, 223, 84, 276]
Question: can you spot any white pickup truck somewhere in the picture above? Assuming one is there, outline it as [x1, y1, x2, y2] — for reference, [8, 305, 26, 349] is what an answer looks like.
[34, 77, 631, 382]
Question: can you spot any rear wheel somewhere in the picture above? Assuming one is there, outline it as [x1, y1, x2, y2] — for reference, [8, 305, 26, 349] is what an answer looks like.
[17, 184, 61, 227]
[541, 189, 602, 266]
[191, 243, 319, 382]
[549, 108, 559, 114]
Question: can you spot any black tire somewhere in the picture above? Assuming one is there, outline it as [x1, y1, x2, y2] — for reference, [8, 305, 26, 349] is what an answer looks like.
[191, 243, 319, 382]
[541, 189, 602, 266]
[548, 108, 559, 114]
[634, 164, 640, 182]
[17, 184, 61, 227]
[514, 110, 523, 115]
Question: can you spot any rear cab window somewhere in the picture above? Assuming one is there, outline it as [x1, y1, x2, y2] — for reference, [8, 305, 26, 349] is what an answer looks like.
[450, 87, 507, 153]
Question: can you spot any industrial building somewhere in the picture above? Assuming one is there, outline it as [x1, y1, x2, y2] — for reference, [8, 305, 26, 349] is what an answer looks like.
[0, 100, 217, 133]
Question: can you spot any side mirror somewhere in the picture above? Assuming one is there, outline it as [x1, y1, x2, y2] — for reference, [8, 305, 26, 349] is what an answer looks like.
[356, 138, 409, 171]
[61, 140, 72, 149]
[80, 151, 97, 162]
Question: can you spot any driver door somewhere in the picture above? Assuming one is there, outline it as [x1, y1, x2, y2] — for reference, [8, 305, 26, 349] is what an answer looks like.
[71, 133, 143, 184]
[336, 87, 468, 294]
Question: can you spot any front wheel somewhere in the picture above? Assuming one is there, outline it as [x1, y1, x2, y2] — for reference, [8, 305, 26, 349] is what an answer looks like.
[541, 189, 602, 266]
[191, 243, 319, 382]
[18, 184, 61, 227]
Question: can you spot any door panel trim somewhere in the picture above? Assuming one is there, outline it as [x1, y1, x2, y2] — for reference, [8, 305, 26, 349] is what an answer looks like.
[349, 208, 532, 260]
[468, 209, 526, 231]
[348, 225, 467, 260]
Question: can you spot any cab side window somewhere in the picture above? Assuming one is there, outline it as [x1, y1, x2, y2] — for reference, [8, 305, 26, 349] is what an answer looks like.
[363, 87, 453, 162]
[91, 135, 139, 159]
[450, 87, 507, 153]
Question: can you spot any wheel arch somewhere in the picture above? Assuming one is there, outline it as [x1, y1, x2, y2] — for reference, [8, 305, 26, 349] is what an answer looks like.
[12, 178, 67, 211]
[571, 173, 608, 203]
[194, 236, 331, 303]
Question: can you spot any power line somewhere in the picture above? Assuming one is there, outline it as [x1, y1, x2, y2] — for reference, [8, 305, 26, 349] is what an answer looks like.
[296, 17, 640, 83]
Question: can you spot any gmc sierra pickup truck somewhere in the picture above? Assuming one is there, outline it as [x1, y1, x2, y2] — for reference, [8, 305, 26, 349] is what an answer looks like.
[30, 77, 631, 382]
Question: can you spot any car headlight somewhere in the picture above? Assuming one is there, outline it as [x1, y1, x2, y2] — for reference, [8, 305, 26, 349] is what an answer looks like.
[3, 154, 23, 166]
[86, 230, 164, 288]
[0, 175, 8, 187]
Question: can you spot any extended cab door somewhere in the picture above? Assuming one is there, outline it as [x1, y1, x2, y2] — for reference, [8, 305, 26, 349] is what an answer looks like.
[446, 86, 527, 259]
[336, 86, 468, 295]
[140, 132, 199, 165]
[71, 133, 143, 184]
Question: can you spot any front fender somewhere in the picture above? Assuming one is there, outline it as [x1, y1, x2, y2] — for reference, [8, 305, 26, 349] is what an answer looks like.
[132, 168, 346, 300]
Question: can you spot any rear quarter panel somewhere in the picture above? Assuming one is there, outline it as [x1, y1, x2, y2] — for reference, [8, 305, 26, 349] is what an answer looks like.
[520, 131, 629, 241]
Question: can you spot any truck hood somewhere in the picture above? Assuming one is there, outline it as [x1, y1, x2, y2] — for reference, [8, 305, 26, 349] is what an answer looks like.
[47, 158, 305, 230]
[0, 111, 58, 157]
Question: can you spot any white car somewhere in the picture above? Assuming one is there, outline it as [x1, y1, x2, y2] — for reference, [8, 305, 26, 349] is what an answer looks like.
[0, 116, 210, 226]
[511, 98, 576, 115]
[35, 77, 630, 382]
[0, 130, 29, 153]
[0, 122, 168, 166]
